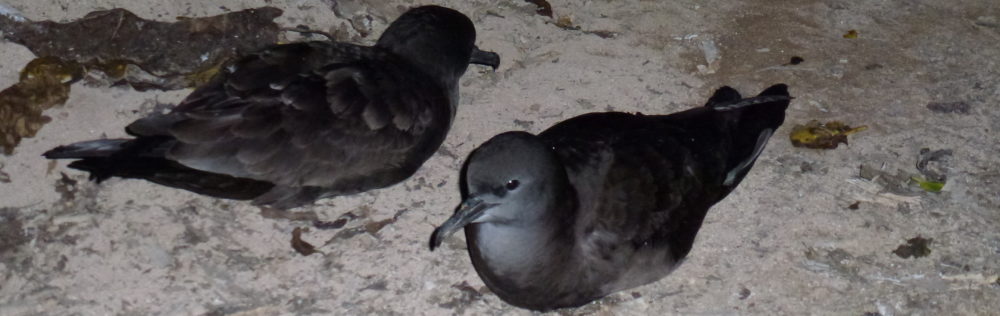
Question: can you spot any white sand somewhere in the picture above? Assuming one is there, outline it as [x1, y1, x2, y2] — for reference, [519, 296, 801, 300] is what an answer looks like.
[1, 0, 998, 315]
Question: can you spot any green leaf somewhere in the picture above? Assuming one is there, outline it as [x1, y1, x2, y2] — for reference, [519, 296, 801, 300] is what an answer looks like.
[911, 176, 945, 192]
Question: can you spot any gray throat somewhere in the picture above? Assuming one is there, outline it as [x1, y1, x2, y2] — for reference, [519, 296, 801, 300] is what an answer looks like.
[469, 220, 569, 276]
[464, 191, 582, 308]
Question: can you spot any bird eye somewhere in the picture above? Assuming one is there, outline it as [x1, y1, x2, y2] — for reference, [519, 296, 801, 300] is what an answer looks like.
[505, 179, 520, 191]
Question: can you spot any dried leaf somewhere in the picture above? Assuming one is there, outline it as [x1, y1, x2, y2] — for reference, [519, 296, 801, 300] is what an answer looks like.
[926, 101, 970, 114]
[911, 176, 945, 192]
[1, 7, 282, 90]
[555, 16, 574, 28]
[363, 209, 408, 235]
[524, 0, 554, 18]
[259, 207, 319, 222]
[313, 211, 359, 229]
[314, 218, 348, 230]
[291, 227, 318, 256]
[790, 120, 867, 149]
[451, 281, 482, 299]
[893, 236, 932, 259]
[0, 57, 83, 154]
[0, 8, 283, 154]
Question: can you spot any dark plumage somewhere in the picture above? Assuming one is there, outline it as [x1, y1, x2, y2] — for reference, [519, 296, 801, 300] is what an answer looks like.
[430, 84, 791, 311]
[44, 5, 500, 209]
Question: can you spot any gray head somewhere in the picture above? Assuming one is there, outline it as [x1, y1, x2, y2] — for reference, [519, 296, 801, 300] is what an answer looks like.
[430, 131, 569, 250]
[376, 6, 499, 86]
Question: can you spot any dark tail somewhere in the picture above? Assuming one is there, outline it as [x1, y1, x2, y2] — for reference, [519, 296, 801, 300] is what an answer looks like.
[44, 137, 273, 200]
[44, 138, 157, 182]
[658, 84, 791, 261]
[706, 84, 789, 126]
[708, 84, 791, 187]
[44, 139, 131, 160]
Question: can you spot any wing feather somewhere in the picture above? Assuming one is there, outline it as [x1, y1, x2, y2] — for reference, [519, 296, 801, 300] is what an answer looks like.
[541, 112, 730, 267]
[157, 41, 450, 199]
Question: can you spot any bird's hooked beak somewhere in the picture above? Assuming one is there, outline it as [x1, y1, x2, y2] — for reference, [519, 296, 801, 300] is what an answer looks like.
[469, 46, 500, 70]
[429, 196, 495, 250]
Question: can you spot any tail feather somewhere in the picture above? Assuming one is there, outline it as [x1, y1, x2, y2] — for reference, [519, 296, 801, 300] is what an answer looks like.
[44, 137, 273, 200]
[741, 83, 791, 131]
[43, 139, 131, 159]
[708, 84, 790, 113]
[718, 84, 791, 187]
[758, 83, 790, 97]
[704, 86, 742, 107]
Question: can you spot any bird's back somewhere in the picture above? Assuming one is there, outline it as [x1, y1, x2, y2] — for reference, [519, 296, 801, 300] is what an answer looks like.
[48, 41, 455, 208]
[538, 84, 790, 301]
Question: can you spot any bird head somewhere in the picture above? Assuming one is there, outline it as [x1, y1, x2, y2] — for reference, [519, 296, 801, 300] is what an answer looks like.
[377, 6, 499, 86]
[430, 131, 566, 250]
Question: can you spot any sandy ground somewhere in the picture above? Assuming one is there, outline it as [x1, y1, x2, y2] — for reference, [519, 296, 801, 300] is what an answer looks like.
[1, 0, 998, 315]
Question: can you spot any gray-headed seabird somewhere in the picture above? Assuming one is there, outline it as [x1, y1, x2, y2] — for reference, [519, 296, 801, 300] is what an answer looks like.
[430, 84, 791, 311]
[44, 5, 500, 209]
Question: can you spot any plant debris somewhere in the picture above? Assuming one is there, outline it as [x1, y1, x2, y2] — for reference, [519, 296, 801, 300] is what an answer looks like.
[291, 227, 319, 256]
[911, 176, 945, 193]
[524, 0, 554, 18]
[858, 148, 953, 194]
[314, 212, 360, 230]
[859, 164, 919, 195]
[522, 4, 618, 39]
[0, 57, 83, 154]
[452, 281, 483, 299]
[916, 148, 952, 181]
[260, 207, 320, 222]
[790, 120, 868, 149]
[2, 7, 282, 90]
[326, 209, 407, 244]
[893, 236, 932, 259]
[314, 218, 349, 230]
[926, 101, 970, 114]
[913, 148, 952, 192]
[843, 29, 859, 39]
[363, 209, 407, 235]
[0, 7, 283, 154]
[552, 17, 619, 38]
